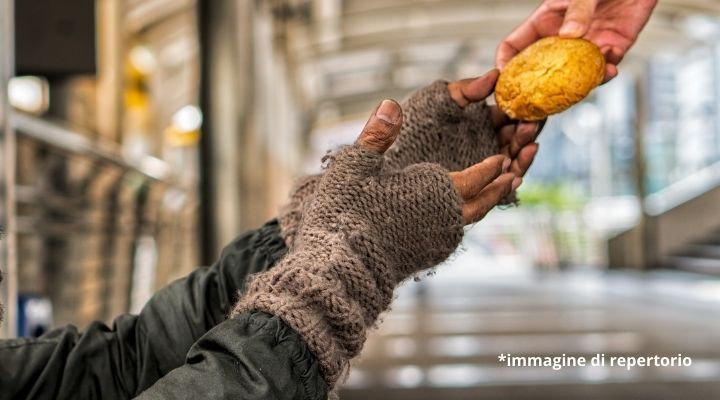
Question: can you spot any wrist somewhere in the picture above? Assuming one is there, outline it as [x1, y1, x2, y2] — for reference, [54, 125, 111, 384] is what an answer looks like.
[232, 240, 383, 388]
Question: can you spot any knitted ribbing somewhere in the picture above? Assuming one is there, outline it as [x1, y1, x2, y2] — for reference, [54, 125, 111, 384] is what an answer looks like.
[278, 80, 512, 247]
[233, 145, 464, 388]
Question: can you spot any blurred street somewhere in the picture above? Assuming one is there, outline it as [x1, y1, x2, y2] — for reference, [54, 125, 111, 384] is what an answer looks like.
[341, 252, 720, 398]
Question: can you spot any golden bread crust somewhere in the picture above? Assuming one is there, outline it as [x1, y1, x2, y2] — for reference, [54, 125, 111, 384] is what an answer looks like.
[495, 37, 605, 121]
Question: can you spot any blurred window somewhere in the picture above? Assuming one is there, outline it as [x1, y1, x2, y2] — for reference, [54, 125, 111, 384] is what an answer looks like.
[645, 44, 720, 195]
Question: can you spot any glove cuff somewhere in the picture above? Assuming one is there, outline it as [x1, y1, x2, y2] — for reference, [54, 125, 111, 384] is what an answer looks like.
[231, 242, 389, 388]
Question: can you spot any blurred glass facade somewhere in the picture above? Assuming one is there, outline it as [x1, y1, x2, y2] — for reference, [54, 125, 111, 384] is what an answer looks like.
[645, 45, 720, 195]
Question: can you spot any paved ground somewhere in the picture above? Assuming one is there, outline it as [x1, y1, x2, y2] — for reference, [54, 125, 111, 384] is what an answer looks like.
[338, 262, 720, 399]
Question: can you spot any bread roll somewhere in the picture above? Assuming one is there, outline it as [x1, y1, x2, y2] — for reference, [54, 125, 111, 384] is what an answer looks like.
[495, 37, 605, 121]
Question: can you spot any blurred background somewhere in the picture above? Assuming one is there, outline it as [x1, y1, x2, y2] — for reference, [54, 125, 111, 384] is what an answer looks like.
[1, 0, 720, 398]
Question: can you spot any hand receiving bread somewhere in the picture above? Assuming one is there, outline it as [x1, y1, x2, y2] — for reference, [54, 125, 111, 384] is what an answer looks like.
[232, 99, 519, 388]
[279, 70, 541, 248]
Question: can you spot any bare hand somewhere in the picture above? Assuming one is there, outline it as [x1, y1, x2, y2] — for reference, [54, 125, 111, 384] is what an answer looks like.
[495, 0, 657, 82]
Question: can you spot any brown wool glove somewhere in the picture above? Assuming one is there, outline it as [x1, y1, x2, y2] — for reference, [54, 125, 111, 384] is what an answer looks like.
[277, 175, 319, 248]
[233, 145, 464, 387]
[278, 80, 509, 248]
[384, 80, 499, 171]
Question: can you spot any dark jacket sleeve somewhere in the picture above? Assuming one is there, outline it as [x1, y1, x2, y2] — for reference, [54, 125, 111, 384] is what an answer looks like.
[0, 220, 292, 400]
[135, 312, 327, 400]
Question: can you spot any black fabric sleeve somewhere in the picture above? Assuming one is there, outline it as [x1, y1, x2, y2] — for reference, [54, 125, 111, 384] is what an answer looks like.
[135, 312, 327, 400]
[0, 220, 288, 400]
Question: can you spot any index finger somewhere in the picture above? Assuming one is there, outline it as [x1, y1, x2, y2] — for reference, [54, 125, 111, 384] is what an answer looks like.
[449, 155, 509, 200]
[495, 3, 565, 69]
[463, 173, 519, 223]
[496, 18, 545, 69]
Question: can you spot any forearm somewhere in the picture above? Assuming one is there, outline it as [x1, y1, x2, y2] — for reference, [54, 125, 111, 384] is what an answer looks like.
[136, 312, 327, 400]
[149, 219, 287, 331]
[232, 238, 392, 386]
[0, 220, 287, 398]
[236, 147, 465, 389]
[129, 219, 288, 390]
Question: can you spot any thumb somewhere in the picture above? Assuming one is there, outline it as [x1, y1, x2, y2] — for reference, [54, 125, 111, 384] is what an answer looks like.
[356, 99, 403, 154]
[559, 0, 598, 38]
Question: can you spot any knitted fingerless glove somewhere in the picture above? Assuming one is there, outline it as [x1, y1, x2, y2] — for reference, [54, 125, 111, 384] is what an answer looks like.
[233, 145, 464, 388]
[278, 80, 509, 247]
[384, 80, 499, 171]
[277, 175, 319, 248]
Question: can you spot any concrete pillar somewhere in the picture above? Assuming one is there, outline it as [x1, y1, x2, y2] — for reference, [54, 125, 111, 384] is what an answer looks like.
[198, 0, 306, 262]
[0, 0, 18, 338]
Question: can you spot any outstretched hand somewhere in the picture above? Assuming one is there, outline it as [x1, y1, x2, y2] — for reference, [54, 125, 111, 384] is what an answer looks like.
[495, 0, 657, 82]
[447, 69, 541, 175]
[236, 98, 523, 389]
[357, 99, 520, 224]
[277, 71, 539, 248]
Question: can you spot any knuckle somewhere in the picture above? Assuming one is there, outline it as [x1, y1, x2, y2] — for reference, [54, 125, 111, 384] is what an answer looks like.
[463, 207, 473, 223]
[452, 172, 466, 188]
[361, 127, 389, 148]
[504, 179, 515, 195]
[495, 158, 506, 175]
[473, 205, 490, 222]
[484, 154, 502, 168]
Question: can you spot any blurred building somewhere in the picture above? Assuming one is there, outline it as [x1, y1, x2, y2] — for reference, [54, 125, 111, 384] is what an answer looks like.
[1, 0, 720, 399]
[2, 0, 204, 332]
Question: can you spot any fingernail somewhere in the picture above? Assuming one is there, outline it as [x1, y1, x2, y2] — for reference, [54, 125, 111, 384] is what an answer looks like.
[502, 158, 511, 172]
[376, 99, 401, 124]
[512, 177, 523, 190]
[559, 21, 584, 37]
